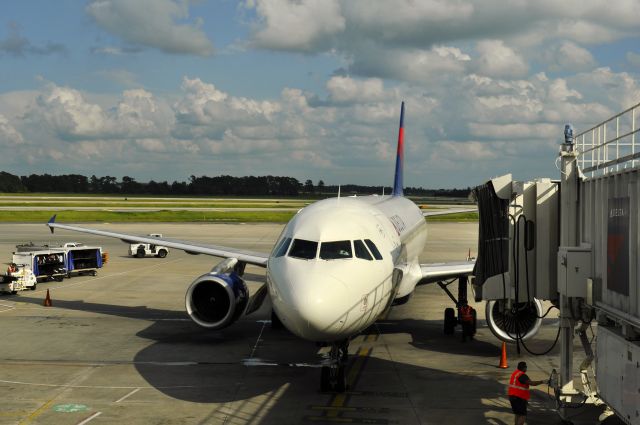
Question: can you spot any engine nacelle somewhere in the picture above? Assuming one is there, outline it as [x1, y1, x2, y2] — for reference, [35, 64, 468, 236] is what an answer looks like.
[485, 298, 543, 343]
[185, 272, 249, 329]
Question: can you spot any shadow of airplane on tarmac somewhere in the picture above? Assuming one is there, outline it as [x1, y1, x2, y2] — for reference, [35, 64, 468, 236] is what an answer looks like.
[11, 294, 578, 424]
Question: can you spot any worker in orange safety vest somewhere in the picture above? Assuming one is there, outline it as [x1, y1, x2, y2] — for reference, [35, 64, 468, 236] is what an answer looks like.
[508, 361, 547, 424]
[459, 301, 474, 342]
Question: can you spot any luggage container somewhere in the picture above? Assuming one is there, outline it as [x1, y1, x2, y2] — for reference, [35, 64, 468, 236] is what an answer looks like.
[13, 245, 67, 282]
[65, 244, 104, 277]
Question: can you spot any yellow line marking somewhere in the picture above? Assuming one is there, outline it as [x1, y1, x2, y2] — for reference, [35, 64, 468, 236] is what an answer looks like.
[18, 398, 55, 425]
[325, 345, 373, 419]
[327, 393, 347, 418]
[347, 347, 371, 385]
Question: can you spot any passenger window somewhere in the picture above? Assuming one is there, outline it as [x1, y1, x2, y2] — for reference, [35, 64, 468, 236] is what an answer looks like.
[354, 240, 373, 260]
[274, 237, 291, 257]
[364, 239, 383, 260]
[320, 241, 352, 260]
[288, 239, 318, 259]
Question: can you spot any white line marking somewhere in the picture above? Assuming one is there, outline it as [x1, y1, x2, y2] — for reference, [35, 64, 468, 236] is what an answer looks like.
[249, 320, 267, 359]
[0, 301, 15, 313]
[76, 411, 102, 425]
[0, 378, 216, 389]
[115, 387, 140, 403]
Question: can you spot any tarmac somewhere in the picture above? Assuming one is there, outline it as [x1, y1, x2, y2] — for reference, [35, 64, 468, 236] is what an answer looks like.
[0, 222, 610, 425]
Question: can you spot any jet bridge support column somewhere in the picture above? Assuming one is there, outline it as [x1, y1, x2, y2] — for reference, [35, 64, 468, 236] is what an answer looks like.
[559, 126, 580, 406]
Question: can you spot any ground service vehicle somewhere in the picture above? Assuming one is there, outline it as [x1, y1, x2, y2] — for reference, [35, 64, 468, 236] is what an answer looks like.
[129, 234, 169, 258]
[0, 266, 37, 294]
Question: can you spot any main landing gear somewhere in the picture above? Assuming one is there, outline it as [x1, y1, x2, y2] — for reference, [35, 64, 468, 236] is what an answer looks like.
[320, 339, 349, 392]
[438, 276, 477, 337]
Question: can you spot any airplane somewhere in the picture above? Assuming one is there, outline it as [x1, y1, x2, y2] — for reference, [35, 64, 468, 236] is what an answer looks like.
[47, 102, 477, 392]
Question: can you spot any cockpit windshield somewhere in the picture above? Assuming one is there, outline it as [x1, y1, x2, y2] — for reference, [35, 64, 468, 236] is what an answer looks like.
[319, 241, 352, 260]
[288, 239, 318, 259]
[274, 237, 292, 257]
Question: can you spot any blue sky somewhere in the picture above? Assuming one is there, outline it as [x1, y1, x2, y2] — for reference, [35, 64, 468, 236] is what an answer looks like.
[1, 0, 640, 188]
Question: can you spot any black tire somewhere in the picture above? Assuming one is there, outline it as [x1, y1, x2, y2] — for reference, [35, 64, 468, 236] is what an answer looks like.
[11, 290, 17, 295]
[271, 310, 284, 329]
[91, 270, 97, 276]
[156, 249, 167, 258]
[444, 307, 456, 335]
[66, 273, 71, 279]
[320, 366, 330, 392]
[136, 247, 145, 258]
[334, 365, 346, 393]
[30, 283, 36, 290]
[55, 276, 63, 282]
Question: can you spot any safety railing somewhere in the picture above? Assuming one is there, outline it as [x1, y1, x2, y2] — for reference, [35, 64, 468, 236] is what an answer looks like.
[574, 102, 640, 178]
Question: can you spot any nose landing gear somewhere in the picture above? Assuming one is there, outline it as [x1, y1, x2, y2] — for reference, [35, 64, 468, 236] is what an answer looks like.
[320, 339, 349, 392]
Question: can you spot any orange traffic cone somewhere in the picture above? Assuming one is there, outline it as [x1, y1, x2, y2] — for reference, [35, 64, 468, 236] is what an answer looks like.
[498, 342, 508, 369]
[43, 289, 52, 307]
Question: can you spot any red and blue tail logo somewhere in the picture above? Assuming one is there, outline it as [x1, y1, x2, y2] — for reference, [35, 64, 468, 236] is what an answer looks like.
[392, 101, 405, 196]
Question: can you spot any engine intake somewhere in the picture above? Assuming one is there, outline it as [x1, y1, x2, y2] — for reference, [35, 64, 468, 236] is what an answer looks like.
[485, 298, 543, 343]
[185, 273, 248, 329]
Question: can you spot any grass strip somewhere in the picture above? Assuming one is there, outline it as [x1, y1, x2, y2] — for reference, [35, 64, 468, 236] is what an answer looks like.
[425, 212, 478, 221]
[0, 210, 296, 223]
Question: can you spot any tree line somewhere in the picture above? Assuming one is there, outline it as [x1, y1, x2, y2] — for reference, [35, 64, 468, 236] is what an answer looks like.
[0, 171, 470, 198]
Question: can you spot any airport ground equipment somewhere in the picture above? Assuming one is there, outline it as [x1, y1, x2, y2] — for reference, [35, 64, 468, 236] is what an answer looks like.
[64, 243, 104, 277]
[473, 101, 640, 424]
[0, 266, 37, 294]
[129, 234, 169, 258]
[13, 244, 67, 282]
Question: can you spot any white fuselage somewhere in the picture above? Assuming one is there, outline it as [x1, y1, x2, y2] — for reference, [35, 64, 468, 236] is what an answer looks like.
[266, 195, 427, 342]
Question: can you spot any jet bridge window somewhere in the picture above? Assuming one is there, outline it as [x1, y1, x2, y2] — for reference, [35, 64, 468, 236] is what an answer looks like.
[320, 241, 352, 260]
[274, 237, 292, 257]
[364, 239, 383, 260]
[288, 239, 318, 260]
[354, 240, 373, 260]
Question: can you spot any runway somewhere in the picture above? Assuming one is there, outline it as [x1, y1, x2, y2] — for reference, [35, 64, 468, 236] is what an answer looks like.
[0, 222, 600, 424]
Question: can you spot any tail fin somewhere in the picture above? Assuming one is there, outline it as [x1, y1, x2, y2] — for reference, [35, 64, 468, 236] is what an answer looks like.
[392, 101, 405, 196]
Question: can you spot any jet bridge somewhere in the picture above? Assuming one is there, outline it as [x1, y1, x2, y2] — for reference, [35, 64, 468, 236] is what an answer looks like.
[473, 101, 640, 424]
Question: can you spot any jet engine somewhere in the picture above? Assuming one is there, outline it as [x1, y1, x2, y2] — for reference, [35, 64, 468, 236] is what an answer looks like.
[185, 272, 249, 329]
[485, 298, 543, 343]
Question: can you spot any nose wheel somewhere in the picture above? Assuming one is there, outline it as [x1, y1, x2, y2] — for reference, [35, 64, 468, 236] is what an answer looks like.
[320, 340, 349, 392]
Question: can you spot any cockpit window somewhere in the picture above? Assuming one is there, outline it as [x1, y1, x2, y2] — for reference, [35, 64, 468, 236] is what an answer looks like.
[320, 241, 352, 260]
[364, 239, 383, 260]
[354, 240, 373, 260]
[274, 237, 292, 257]
[288, 239, 318, 259]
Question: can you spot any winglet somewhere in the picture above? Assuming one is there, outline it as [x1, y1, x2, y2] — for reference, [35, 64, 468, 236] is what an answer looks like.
[392, 101, 405, 197]
[47, 214, 57, 234]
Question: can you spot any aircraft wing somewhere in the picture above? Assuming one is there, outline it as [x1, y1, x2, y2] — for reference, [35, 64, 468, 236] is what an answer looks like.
[46, 215, 269, 267]
[417, 261, 475, 285]
[422, 208, 476, 217]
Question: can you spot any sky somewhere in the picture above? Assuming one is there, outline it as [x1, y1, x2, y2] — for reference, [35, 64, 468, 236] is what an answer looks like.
[1, 0, 640, 188]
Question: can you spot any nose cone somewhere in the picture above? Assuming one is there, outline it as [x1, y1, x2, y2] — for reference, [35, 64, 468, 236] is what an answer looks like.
[270, 260, 352, 341]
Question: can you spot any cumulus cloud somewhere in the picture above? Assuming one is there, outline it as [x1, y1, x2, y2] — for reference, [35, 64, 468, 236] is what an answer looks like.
[243, 0, 640, 87]
[1, 62, 639, 187]
[86, 0, 214, 56]
[0, 114, 24, 145]
[326, 76, 384, 104]
[247, 0, 345, 52]
[542, 41, 597, 72]
[23, 83, 173, 142]
[475, 40, 528, 78]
